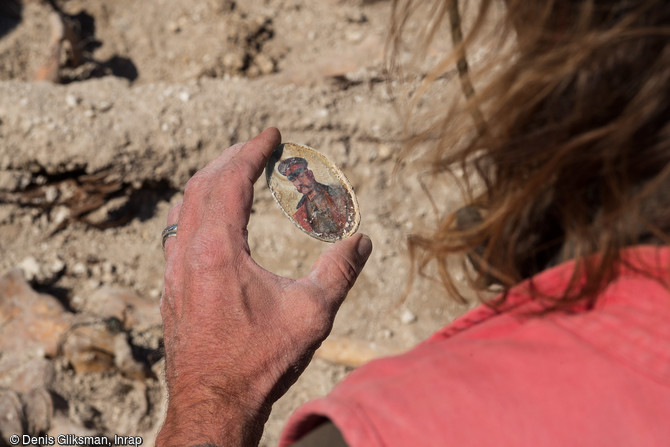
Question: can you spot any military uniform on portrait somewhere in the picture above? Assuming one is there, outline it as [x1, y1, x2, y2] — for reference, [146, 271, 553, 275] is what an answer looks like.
[278, 157, 354, 239]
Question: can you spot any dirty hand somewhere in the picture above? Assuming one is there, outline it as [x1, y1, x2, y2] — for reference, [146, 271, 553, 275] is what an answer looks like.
[156, 128, 372, 447]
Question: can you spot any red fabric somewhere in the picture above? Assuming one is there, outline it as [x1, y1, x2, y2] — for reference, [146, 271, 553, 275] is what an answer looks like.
[293, 205, 311, 233]
[280, 246, 670, 447]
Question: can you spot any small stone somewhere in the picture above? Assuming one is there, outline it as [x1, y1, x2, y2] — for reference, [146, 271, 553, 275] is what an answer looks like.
[222, 52, 245, 72]
[0, 390, 23, 439]
[18, 256, 40, 281]
[0, 270, 72, 357]
[84, 196, 130, 227]
[254, 54, 275, 75]
[378, 144, 393, 161]
[91, 264, 102, 278]
[400, 309, 417, 325]
[97, 101, 112, 112]
[345, 30, 364, 42]
[70, 294, 85, 310]
[22, 388, 53, 435]
[0, 354, 54, 393]
[114, 333, 149, 379]
[62, 324, 116, 373]
[178, 91, 190, 102]
[0, 171, 21, 190]
[44, 185, 59, 203]
[72, 262, 87, 276]
[83, 286, 161, 330]
[48, 415, 98, 441]
[49, 258, 65, 275]
[166, 21, 180, 33]
[65, 94, 80, 108]
[51, 206, 70, 226]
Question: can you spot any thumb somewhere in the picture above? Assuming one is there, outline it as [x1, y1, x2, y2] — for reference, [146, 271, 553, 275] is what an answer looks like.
[303, 233, 373, 308]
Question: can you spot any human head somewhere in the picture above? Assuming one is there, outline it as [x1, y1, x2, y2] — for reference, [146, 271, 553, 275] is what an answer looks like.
[391, 0, 670, 310]
[278, 157, 317, 195]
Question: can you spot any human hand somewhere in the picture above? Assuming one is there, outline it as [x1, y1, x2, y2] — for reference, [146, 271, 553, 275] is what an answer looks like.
[156, 128, 372, 447]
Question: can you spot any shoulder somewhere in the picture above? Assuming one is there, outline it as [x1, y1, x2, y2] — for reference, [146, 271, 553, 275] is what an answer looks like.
[321, 184, 346, 197]
[282, 249, 670, 446]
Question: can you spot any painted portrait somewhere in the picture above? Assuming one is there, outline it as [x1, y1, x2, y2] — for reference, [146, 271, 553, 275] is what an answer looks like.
[266, 143, 360, 242]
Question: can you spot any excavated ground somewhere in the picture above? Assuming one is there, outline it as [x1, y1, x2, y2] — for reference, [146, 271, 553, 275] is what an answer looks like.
[0, 1, 476, 445]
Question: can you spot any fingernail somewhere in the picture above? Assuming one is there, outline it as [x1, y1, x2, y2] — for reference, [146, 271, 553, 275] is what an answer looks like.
[357, 234, 373, 259]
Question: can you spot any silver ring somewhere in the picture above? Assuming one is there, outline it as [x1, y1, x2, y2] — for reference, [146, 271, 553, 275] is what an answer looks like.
[161, 224, 178, 250]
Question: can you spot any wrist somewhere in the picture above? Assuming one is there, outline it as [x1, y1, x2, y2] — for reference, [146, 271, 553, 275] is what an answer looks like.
[157, 379, 270, 447]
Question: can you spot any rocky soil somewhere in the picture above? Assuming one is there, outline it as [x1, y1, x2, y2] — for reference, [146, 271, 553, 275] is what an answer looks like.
[0, 0, 474, 445]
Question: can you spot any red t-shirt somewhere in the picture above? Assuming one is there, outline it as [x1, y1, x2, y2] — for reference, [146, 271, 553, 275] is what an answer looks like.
[280, 246, 670, 446]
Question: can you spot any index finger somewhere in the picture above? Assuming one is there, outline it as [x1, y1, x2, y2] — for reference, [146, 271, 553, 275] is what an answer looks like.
[206, 127, 282, 225]
[232, 127, 282, 184]
[196, 127, 281, 181]
[177, 128, 281, 247]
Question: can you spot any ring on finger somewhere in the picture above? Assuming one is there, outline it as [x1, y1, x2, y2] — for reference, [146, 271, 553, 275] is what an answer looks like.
[161, 224, 178, 251]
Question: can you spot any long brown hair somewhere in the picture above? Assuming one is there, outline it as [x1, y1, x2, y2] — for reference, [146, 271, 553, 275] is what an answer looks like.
[391, 0, 670, 311]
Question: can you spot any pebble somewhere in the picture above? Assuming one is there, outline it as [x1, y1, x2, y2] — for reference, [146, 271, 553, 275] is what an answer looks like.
[254, 54, 275, 75]
[166, 21, 180, 33]
[223, 52, 245, 72]
[0, 354, 54, 393]
[62, 324, 150, 378]
[44, 185, 59, 202]
[22, 388, 53, 435]
[83, 286, 161, 330]
[50, 205, 70, 226]
[113, 333, 149, 379]
[18, 256, 40, 281]
[400, 309, 417, 325]
[345, 30, 363, 42]
[97, 101, 113, 112]
[72, 262, 87, 276]
[0, 270, 72, 357]
[65, 94, 80, 108]
[0, 391, 23, 439]
[378, 144, 393, 161]
[62, 325, 116, 374]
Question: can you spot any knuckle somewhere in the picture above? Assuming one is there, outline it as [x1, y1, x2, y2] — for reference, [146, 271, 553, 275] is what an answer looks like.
[336, 254, 359, 288]
[183, 235, 227, 272]
[183, 172, 209, 198]
[222, 158, 245, 181]
[322, 252, 359, 291]
[167, 203, 180, 217]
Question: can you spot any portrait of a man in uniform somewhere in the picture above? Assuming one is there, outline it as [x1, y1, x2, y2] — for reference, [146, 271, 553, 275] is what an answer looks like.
[278, 157, 354, 239]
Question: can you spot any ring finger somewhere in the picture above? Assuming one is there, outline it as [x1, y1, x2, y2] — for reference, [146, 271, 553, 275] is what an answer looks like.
[163, 200, 182, 260]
